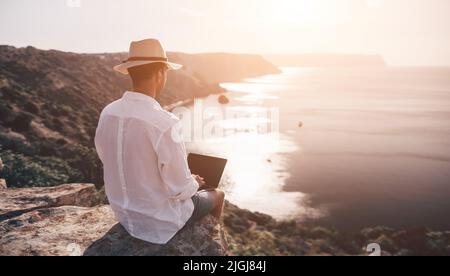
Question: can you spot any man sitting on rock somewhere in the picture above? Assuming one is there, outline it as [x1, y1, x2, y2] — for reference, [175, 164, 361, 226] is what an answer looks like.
[94, 39, 225, 245]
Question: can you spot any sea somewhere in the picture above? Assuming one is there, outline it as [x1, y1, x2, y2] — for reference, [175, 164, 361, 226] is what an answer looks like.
[178, 67, 450, 230]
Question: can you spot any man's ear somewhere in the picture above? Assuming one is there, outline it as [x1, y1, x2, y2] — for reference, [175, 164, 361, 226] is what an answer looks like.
[156, 68, 164, 79]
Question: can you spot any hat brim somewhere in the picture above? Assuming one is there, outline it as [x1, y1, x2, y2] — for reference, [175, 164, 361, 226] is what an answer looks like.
[113, 61, 183, 75]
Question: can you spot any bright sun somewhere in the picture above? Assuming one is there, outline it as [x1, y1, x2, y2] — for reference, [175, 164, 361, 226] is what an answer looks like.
[258, 0, 336, 26]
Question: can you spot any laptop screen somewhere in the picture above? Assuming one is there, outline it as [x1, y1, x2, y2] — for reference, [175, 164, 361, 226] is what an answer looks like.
[187, 153, 227, 190]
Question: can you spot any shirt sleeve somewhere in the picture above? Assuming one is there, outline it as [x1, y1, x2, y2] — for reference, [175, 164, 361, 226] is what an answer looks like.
[94, 117, 104, 163]
[155, 123, 199, 201]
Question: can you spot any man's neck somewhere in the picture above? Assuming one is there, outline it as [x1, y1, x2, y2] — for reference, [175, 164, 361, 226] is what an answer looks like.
[132, 86, 156, 99]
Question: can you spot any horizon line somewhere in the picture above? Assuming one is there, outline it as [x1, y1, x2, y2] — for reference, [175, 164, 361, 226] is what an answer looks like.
[3, 43, 450, 67]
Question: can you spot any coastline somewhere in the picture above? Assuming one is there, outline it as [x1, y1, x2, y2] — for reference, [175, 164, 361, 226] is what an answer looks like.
[2, 46, 450, 256]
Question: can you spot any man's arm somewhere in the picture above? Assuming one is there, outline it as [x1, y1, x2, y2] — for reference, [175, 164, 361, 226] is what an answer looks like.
[155, 125, 200, 201]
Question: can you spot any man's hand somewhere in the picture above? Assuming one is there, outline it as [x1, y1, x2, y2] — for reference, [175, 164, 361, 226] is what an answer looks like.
[193, 174, 206, 188]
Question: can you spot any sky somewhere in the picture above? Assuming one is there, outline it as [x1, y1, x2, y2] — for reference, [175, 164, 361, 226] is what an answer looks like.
[1, 0, 450, 66]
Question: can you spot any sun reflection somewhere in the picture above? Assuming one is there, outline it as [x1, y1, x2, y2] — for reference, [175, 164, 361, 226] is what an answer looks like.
[182, 72, 324, 219]
[218, 133, 305, 218]
[188, 128, 311, 218]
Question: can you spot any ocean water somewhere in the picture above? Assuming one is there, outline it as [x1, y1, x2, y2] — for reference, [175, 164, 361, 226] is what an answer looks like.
[179, 67, 450, 230]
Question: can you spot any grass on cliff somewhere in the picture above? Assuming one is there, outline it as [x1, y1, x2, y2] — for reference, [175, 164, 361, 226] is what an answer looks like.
[223, 202, 450, 256]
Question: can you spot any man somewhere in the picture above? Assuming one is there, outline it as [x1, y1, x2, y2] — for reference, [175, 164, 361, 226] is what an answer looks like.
[94, 39, 225, 245]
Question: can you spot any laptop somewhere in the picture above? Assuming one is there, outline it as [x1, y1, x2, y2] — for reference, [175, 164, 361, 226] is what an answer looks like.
[187, 153, 227, 191]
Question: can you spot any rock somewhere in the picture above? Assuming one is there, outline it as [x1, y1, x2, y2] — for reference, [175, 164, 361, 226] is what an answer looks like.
[0, 184, 229, 256]
[218, 95, 230, 105]
[392, 227, 429, 251]
[0, 157, 6, 189]
[0, 179, 6, 190]
[0, 205, 228, 256]
[0, 183, 104, 221]
[0, 206, 115, 256]
[361, 226, 395, 240]
[85, 215, 228, 256]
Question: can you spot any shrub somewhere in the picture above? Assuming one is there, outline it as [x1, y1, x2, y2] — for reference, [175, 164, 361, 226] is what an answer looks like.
[51, 118, 64, 132]
[11, 112, 33, 132]
[0, 102, 15, 125]
[24, 101, 40, 114]
[310, 226, 334, 239]
[58, 143, 103, 186]
[59, 105, 73, 116]
[0, 132, 33, 155]
[0, 150, 71, 188]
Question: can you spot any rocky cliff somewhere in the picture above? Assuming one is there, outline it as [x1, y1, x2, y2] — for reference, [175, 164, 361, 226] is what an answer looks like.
[1, 183, 449, 256]
[0, 45, 280, 189]
[0, 184, 229, 256]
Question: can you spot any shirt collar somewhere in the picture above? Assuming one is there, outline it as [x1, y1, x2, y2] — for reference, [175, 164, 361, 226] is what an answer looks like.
[122, 91, 162, 109]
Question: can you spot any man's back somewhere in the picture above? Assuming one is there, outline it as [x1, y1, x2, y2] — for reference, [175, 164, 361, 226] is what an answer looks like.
[95, 91, 199, 244]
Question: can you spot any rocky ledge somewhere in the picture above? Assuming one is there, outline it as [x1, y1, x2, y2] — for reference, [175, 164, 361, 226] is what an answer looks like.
[1, 183, 449, 256]
[0, 184, 229, 256]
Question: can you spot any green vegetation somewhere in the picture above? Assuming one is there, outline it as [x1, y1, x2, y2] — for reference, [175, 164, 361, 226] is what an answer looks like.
[0, 134, 102, 188]
[223, 202, 450, 256]
[0, 150, 71, 187]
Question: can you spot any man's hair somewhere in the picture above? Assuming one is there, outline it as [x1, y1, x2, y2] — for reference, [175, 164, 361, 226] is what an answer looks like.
[128, 62, 168, 84]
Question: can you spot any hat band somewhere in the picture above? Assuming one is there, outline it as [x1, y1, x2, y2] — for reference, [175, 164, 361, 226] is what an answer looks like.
[123, 56, 168, 63]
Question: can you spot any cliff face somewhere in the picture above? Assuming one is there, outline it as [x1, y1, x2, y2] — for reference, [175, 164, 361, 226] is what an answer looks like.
[170, 52, 281, 83]
[0, 184, 229, 256]
[0, 45, 225, 147]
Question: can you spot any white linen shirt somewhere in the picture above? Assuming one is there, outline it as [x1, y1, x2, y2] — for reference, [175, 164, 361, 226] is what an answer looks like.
[94, 91, 199, 244]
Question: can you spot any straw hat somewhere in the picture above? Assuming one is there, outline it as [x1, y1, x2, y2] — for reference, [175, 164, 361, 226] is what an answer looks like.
[113, 39, 182, 75]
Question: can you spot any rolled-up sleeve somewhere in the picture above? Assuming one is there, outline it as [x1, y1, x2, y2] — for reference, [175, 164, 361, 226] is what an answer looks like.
[155, 124, 199, 201]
